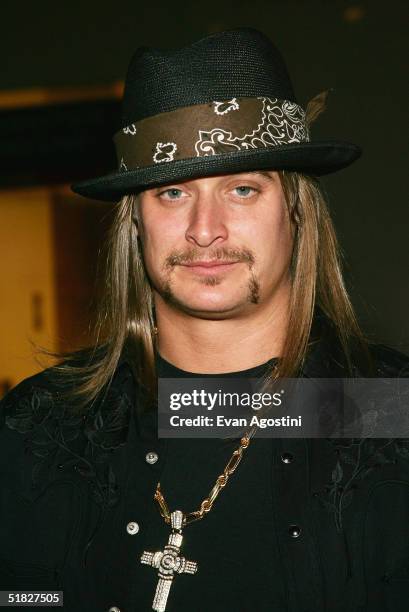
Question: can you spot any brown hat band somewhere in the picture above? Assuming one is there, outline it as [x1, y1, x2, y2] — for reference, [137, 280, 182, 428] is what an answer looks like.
[114, 96, 309, 172]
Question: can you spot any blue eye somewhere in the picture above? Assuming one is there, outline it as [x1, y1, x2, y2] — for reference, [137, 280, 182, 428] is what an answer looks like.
[161, 188, 184, 200]
[234, 186, 255, 197]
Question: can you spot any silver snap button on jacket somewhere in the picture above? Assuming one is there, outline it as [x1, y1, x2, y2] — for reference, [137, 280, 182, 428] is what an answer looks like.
[108, 607, 121, 612]
[126, 521, 140, 535]
[145, 451, 159, 465]
[289, 524, 302, 538]
[281, 452, 294, 464]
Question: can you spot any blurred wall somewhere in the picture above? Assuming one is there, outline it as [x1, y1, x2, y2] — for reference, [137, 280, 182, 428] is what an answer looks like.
[0, 187, 112, 391]
[0, 188, 58, 390]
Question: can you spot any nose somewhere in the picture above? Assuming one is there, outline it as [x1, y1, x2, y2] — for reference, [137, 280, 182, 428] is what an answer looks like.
[185, 192, 228, 247]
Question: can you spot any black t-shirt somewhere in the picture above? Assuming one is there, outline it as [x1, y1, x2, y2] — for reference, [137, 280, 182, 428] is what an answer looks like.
[136, 352, 286, 611]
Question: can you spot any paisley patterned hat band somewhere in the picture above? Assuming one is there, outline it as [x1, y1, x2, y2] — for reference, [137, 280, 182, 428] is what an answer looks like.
[72, 28, 362, 202]
[114, 96, 309, 171]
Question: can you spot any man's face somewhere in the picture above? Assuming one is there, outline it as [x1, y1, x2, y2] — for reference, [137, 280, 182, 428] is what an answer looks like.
[136, 170, 294, 319]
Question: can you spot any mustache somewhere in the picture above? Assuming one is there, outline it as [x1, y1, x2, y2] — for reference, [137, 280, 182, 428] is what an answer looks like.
[164, 247, 255, 269]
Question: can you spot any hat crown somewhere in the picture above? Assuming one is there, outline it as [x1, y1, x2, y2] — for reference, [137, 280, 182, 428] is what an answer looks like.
[121, 28, 297, 126]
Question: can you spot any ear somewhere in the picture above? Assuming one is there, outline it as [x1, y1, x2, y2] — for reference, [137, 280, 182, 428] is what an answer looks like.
[130, 213, 138, 237]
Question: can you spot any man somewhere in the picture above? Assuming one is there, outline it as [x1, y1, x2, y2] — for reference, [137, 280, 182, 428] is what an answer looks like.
[1, 27, 409, 612]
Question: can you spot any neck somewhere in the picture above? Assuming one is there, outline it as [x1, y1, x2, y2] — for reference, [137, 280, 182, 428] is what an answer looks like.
[154, 284, 290, 374]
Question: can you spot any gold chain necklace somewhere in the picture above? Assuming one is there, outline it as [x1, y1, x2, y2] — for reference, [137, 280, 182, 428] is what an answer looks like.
[140, 427, 256, 611]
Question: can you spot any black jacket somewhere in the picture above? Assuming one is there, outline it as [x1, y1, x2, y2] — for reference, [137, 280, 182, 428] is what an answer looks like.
[1, 316, 409, 612]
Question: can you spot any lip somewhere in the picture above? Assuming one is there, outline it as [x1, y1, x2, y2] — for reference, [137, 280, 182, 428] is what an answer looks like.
[179, 261, 240, 275]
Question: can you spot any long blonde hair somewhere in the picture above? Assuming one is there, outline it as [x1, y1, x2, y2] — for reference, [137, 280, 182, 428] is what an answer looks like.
[35, 91, 372, 411]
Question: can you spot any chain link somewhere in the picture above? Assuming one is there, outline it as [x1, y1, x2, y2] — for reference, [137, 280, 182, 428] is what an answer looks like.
[155, 426, 257, 526]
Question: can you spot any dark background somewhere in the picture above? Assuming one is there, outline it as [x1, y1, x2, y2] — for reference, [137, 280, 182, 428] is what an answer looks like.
[1, 0, 408, 351]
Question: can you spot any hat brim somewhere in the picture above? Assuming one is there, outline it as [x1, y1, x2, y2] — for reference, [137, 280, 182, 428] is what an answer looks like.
[71, 140, 361, 202]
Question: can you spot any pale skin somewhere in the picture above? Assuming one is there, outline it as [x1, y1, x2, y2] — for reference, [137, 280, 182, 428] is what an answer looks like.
[135, 170, 295, 373]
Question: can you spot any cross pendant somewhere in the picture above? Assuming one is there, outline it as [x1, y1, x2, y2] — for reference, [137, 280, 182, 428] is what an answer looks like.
[141, 510, 198, 612]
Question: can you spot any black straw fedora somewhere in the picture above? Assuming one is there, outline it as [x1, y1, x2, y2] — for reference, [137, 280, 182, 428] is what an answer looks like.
[72, 28, 361, 202]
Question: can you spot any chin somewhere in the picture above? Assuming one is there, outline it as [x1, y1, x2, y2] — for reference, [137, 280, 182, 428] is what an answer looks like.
[167, 295, 250, 319]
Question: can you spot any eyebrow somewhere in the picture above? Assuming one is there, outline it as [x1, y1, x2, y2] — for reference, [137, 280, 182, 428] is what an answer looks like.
[247, 171, 275, 182]
[151, 170, 275, 193]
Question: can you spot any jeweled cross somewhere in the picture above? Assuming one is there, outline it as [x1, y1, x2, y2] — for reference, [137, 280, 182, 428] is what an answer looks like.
[140, 510, 198, 612]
